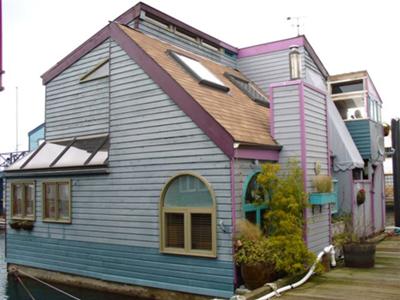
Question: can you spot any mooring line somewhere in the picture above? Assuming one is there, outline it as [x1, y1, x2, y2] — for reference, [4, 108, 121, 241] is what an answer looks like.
[15, 275, 36, 300]
[16, 269, 81, 300]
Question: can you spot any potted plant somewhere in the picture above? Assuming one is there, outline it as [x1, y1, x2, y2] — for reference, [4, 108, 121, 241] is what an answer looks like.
[309, 175, 336, 205]
[234, 220, 276, 290]
[356, 188, 366, 205]
[9, 220, 22, 230]
[333, 219, 376, 268]
[20, 220, 34, 231]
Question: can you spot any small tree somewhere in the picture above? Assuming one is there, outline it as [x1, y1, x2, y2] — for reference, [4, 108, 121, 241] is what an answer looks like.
[257, 160, 316, 276]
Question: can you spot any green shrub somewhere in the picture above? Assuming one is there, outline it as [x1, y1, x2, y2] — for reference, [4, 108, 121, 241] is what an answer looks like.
[312, 175, 333, 193]
[257, 160, 316, 276]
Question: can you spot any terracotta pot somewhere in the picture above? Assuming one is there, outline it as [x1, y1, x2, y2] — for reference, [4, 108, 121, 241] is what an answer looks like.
[343, 242, 376, 268]
[240, 262, 277, 290]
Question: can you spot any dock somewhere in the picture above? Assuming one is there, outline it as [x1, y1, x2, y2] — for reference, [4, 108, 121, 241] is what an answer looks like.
[278, 236, 400, 300]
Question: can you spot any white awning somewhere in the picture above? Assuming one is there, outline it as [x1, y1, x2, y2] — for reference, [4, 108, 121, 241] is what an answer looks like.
[6, 134, 109, 171]
[328, 98, 364, 171]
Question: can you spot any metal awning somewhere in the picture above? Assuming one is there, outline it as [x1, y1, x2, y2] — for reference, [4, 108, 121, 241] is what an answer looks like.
[328, 98, 364, 171]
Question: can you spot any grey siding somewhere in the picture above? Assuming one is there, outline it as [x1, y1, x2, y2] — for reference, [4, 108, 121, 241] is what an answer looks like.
[333, 170, 353, 214]
[6, 41, 235, 297]
[304, 50, 327, 92]
[271, 84, 330, 252]
[45, 40, 111, 140]
[131, 19, 236, 68]
[303, 86, 328, 189]
[238, 49, 291, 92]
[271, 85, 302, 168]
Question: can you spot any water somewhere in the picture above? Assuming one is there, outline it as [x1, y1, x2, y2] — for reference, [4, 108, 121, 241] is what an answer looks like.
[0, 232, 148, 300]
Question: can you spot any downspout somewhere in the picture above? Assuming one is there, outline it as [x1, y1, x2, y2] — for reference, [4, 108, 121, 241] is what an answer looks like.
[370, 167, 376, 233]
[0, 0, 4, 91]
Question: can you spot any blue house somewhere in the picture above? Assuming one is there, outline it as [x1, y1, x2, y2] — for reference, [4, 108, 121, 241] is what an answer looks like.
[3, 3, 385, 298]
[28, 123, 45, 152]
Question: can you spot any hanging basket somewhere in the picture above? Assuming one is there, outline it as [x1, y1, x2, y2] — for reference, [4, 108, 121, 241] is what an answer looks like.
[356, 189, 366, 205]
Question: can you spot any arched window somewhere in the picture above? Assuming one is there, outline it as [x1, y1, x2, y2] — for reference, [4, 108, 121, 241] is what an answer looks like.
[242, 171, 267, 228]
[160, 173, 216, 257]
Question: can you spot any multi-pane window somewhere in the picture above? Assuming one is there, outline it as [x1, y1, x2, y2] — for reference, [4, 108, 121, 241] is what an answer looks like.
[160, 174, 216, 257]
[11, 182, 35, 220]
[242, 172, 267, 228]
[43, 181, 71, 223]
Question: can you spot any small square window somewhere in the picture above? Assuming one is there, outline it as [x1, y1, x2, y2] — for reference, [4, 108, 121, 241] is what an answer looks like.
[11, 182, 35, 221]
[43, 180, 71, 223]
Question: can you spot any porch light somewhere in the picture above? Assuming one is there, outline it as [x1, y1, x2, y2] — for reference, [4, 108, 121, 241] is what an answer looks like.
[289, 45, 301, 79]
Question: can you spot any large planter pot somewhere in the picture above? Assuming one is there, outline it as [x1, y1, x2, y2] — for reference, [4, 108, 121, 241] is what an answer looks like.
[240, 262, 277, 290]
[343, 242, 376, 268]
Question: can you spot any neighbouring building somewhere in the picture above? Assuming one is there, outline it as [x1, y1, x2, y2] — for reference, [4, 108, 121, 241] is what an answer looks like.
[3, 2, 386, 299]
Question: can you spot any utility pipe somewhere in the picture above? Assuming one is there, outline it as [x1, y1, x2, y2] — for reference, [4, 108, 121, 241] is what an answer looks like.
[255, 245, 336, 300]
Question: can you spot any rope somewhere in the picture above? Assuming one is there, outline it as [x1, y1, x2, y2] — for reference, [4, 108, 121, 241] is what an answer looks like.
[16, 269, 81, 300]
[15, 275, 36, 300]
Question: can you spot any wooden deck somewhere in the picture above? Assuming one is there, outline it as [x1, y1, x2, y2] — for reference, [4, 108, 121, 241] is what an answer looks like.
[279, 236, 400, 300]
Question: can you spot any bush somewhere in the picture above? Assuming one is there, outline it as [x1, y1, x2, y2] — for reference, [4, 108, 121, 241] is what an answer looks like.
[312, 175, 333, 193]
[257, 160, 316, 276]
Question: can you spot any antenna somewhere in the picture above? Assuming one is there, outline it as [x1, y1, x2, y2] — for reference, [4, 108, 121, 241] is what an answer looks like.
[286, 16, 305, 36]
[16, 86, 19, 152]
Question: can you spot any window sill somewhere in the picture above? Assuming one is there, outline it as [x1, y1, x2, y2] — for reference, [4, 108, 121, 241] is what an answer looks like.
[42, 219, 71, 224]
[161, 248, 216, 258]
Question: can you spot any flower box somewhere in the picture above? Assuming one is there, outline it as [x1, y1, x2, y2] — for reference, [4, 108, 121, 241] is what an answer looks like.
[309, 192, 336, 205]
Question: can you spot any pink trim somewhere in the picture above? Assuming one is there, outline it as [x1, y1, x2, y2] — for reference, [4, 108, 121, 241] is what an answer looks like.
[370, 170, 375, 232]
[230, 158, 237, 286]
[270, 79, 302, 89]
[269, 86, 275, 138]
[299, 82, 307, 187]
[299, 81, 308, 246]
[238, 36, 304, 58]
[110, 23, 235, 158]
[234, 148, 280, 161]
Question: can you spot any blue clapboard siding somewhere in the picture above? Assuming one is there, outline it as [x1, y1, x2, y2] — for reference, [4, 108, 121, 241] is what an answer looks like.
[7, 38, 235, 298]
[345, 119, 371, 159]
[7, 235, 233, 298]
[45, 40, 111, 140]
[132, 19, 236, 68]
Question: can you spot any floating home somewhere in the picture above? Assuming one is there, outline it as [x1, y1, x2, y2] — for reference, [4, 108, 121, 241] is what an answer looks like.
[3, 2, 386, 299]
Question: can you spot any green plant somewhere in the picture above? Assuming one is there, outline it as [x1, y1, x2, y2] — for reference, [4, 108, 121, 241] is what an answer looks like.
[257, 160, 316, 276]
[312, 175, 333, 193]
[234, 220, 271, 265]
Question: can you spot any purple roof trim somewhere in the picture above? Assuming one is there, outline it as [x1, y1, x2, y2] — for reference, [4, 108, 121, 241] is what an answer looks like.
[138, 2, 238, 53]
[41, 4, 142, 85]
[110, 23, 235, 158]
[41, 2, 240, 84]
[234, 148, 280, 161]
[238, 36, 304, 58]
[238, 35, 329, 79]
[41, 26, 111, 84]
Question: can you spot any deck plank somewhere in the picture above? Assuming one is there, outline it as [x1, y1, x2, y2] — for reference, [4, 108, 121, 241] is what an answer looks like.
[278, 236, 400, 300]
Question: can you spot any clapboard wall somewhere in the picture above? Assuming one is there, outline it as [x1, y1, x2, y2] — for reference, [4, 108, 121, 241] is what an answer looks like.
[45, 40, 111, 140]
[6, 40, 235, 298]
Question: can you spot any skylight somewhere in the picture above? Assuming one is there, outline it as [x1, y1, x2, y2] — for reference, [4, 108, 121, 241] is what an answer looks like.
[169, 51, 229, 92]
[6, 135, 109, 171]
[224, 73, 269, 107]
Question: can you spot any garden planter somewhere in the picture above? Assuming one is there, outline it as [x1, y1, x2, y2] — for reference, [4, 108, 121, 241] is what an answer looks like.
[343, 242, 376, 268]
[20, 221, 34, 231]
[240, 262, 277, 290]
[309, 192, 336, 205]
[9, 221, 21, 230]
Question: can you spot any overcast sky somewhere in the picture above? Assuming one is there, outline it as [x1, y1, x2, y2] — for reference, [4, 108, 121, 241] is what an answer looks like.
[1, 0, 399, 154]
